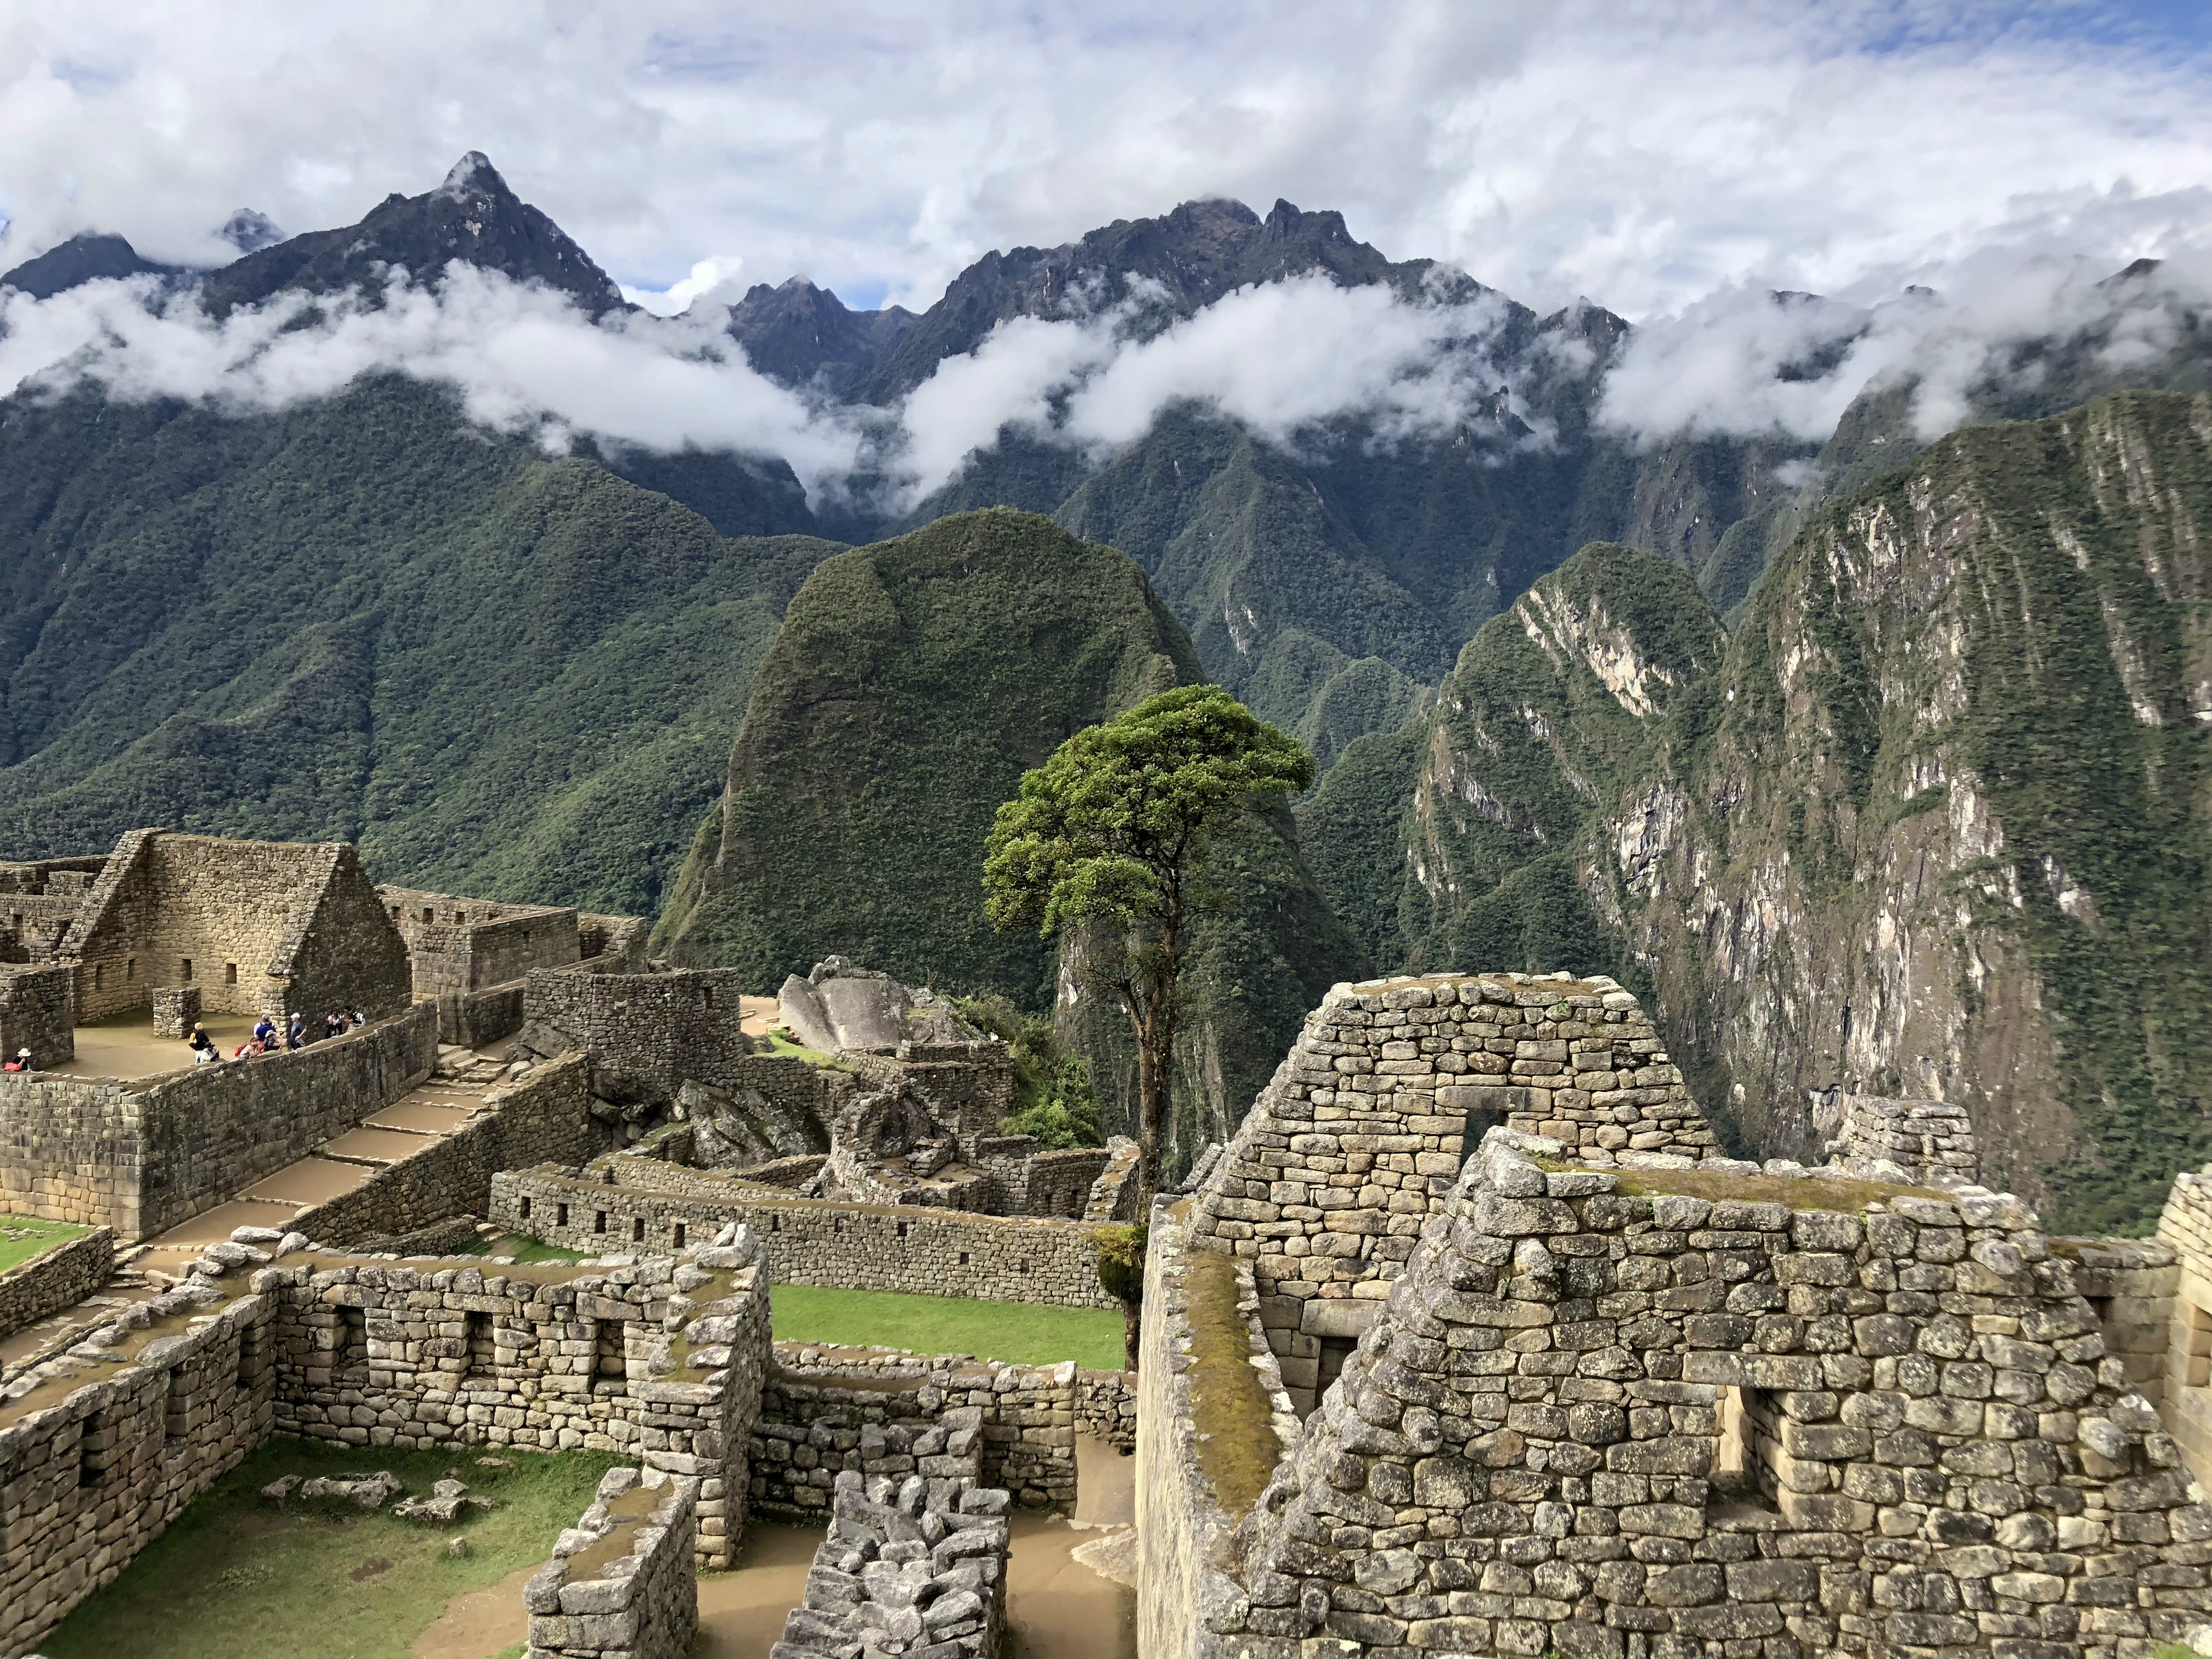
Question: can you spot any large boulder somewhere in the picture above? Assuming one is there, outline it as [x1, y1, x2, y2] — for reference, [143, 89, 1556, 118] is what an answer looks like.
[777, 957, 979, 1055]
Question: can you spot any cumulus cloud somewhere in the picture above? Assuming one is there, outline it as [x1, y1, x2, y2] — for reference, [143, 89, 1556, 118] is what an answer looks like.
[621, 255, 749, 317]
[0, 266, 868, 492]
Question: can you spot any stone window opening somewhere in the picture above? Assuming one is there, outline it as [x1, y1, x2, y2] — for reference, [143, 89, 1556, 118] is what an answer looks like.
[224, 962, 238, 985]
[335, 1306, 369, 1384]
[556, 1203, 569, 1228]
[162, 1364, 194, 1446]
[594, 1321, 627, 1391]
[958, 1251, 970, 1266]
[2181, 1301, 2212, 1390]
[1016, 1259, 1029, 1275]
[464, 1312, 497, 1379]
[896, 1220, 910, 1238]
[1712, 1385, 1785, 1510]
[10, 913, 20, 932]
[673, 1222, 687, 1248]
[631, 1217, 645, 1243]
[518, 1196, 532, 1220]
[593, 1210, 608, 1235]
[769, 1215, 781, 1233]
[180, 957, 193, 981]
[703, 984, 715, 1009]
[92, 963, 103, 990]
[422, 909, 435, 924]
[126, 957, 136, 981]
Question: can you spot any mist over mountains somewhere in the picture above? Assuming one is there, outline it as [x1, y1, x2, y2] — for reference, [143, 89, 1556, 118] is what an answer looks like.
[1, 150, 2207, 1214]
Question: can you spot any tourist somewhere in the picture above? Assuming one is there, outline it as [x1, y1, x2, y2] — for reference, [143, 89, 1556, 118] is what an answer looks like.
[1, 1048, 27, 1073]
[287, 1011, 305, 1050]
[325, 1010, 346, 1042]
[351, 1009, 366, 1028]
[185, 1022, 214, 1058]
[252, 1014, 276, 1047]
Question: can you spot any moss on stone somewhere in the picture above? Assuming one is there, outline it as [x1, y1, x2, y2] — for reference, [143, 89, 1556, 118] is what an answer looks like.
[1611, 1166, 1948, 1214]
[1182, 1250, 1285, 1519]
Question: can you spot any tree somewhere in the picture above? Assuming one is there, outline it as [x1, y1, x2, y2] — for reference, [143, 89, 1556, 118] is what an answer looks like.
[983, 685, 1314, 1214]
[1093, 1223, 1148, 1372]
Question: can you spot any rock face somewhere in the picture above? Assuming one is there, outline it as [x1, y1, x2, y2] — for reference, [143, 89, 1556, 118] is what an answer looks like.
[1340, 392, 2212, 1233]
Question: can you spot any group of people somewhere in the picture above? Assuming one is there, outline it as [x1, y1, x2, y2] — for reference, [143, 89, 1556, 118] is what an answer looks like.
[186, 1008, 364, 1064]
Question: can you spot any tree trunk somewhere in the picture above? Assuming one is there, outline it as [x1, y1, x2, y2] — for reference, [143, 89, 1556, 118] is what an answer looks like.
[1122, 1297, 1141, 1372]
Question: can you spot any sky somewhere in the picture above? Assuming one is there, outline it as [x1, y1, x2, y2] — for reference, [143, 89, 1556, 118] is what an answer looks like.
[3, 0, 2210, 323]
[0, 1, 2208, 504]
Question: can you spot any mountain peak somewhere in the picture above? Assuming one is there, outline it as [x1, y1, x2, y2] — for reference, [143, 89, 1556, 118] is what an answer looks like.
[0, 232, 176, 300]
[219, 210, 283, 255]
[437, 151, 506, 200]
[197, 151, 623, 319]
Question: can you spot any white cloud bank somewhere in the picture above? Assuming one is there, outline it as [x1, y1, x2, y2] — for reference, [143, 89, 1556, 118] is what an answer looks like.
[0, 267, 869, 493]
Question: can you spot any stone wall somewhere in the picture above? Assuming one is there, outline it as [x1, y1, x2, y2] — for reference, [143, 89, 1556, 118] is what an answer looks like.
[134, 1000, 438, 1238]
[2061, 1239, 2179, 1413]
[65, 832, 411, 1024]
[1076, 1365, 1138, 1449]
[0, 1227, 111, 1342]
[524, 966, 757, 1107]
[0, 1276, 277, 1657]
[1201, 1127, 2212, 1659]
[1821, 1091, 1983, 1187]
[287, 1054, 601, 1248]
[380, 884, 590, 1047]
[490, 1162, 1119, 1310]
[0, 1071, 142, 1233]
[769, 1470, 1010, 1659]
[1188, 971, 1710, 1411]
[524, 1467, 698, 1659]
[753, 1347, 1098, 1515]
[2155, 1170, 2212, 1485]
[267, 1234, 770, 1566]
[0, 965, 71, 1070]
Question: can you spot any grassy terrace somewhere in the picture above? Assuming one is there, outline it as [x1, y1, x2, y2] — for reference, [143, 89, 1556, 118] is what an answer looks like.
[0, 1215, 91, 1274]
[772, 1283, 1125, 1372]
[1607, 1165, 1949, 1212]
[40, 1437, 619, 1659]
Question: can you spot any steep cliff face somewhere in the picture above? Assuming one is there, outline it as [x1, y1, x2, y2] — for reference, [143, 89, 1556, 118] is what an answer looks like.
[1387, 541, 1726, 989]
[1624, 391, 2211, 1229]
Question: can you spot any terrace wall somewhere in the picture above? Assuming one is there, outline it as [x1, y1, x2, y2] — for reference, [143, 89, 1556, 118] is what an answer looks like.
[490, 1163, 1117, 1310]
[0, 1227, 112, 1342]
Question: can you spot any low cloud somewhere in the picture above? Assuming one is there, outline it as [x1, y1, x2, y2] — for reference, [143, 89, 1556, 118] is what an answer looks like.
[0, 265, 869, 493]
[889, 273, 1547, 505]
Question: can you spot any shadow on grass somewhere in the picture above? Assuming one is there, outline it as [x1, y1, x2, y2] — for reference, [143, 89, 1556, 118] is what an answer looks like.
[39, 1436, 620, 1659]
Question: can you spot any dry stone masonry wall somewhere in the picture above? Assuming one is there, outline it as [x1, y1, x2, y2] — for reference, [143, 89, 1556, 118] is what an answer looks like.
[492, 1160, 1119, 1310]
[770, 1470, 1011, 1659]
[1190, 972, 1710, 1413]
[1197, 1126, 2212, 1659]
[524, 1466, 699, 1659]
[0, 1228, 111, 1342]
[1822, 1093, 1984, 1189]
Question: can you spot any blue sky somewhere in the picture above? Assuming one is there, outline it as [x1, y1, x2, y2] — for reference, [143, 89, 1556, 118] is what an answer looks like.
[2, 2, 2209, 321]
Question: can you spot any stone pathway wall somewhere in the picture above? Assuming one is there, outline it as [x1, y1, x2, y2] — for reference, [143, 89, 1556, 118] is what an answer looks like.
[524, 1466, 698, 1659]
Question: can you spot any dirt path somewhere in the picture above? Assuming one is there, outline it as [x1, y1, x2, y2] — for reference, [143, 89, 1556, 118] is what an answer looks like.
[694, 1523, 821, 1659]
[411, 1561, 537, 1659]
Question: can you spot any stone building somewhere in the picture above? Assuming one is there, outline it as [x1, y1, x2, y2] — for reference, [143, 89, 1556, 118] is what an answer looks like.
[377, 884, 647, 1046]
[60, 829, 411, 1025]
[1140, 971, 2212, 1659]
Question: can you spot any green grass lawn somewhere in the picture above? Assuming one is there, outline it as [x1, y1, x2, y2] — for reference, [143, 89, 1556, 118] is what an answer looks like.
[455, 1233, 590, 1264]
[40, 1436, 620, 1659]
[772, 1283, 1126, 1372]
[0, 1215, 91, 1274]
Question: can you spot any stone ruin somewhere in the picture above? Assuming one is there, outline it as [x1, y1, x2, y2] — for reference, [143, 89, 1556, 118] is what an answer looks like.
[777, 955, 980, 1055]
[1140, 970, 2212, 1659]
[1818, 1091, 1984, 1190]
[771, 1470, 1012, 1659]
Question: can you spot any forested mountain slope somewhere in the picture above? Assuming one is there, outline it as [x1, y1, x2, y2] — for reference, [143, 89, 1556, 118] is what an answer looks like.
[1326, 390, 2210, 1230]
[656, 507, 1363, 1163]
[0, 374, 837, 915]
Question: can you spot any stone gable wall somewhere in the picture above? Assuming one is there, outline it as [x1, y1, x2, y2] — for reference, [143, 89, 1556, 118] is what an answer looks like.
[0, 1227, 111, 1342]
[64, 832, 410, 1024]
[1203, 1128, 2212, 1659]
[2155, 1171, 2212, 1485]
[1188, 972, 1711, 1412]
[379, 885, 582, 994]
[490, 1163, 1118, 1310]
